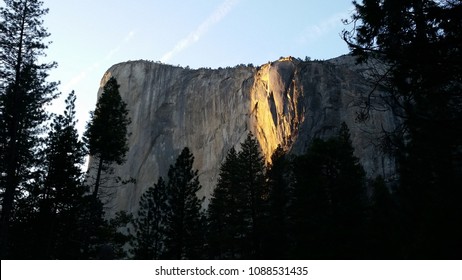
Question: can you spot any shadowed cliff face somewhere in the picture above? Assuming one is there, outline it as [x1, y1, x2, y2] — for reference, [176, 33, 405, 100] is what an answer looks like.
[94, 56, 397, 215]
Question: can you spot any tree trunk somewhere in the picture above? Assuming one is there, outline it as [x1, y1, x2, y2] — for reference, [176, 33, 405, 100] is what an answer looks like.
[0, 1, 28, 258]
[93, 157, 104, 199]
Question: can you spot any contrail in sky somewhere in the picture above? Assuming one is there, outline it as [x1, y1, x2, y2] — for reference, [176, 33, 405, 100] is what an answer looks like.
[298, 10, 352, 45]
[161, 0, 239, 62]
[62, 30, 136, 93]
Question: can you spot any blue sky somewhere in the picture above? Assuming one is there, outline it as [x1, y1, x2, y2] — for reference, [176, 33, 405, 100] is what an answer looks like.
[41, 0, 354, 135]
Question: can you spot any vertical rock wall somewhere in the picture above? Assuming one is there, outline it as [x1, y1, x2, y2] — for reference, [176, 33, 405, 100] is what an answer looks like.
[92, 56, 397, 215]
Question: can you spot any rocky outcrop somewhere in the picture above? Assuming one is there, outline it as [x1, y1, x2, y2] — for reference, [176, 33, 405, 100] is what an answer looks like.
[94, 55, 397, 215]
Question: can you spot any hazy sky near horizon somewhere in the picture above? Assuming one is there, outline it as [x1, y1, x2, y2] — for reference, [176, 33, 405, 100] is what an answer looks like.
[39, 0, 354, 135]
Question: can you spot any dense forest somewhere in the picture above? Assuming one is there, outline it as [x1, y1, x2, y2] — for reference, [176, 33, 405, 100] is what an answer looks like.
[1, 0, 461, 259]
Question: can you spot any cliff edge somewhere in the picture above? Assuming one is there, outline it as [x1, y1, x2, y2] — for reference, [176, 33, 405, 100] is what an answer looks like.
[93, 56, 397, 215]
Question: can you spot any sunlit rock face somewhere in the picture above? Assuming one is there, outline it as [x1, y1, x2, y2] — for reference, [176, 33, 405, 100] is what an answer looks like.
[95, 56, 397, 215]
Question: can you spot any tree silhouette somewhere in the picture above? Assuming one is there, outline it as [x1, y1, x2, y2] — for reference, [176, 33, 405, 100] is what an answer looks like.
[0, 0, 58, 257]
[84, 77, 130, 201]
[207, 133, 267, 259]
[365, 176, 404, 259]
[237, 133, 267, 259]
[290, 123, 366, 259]
[36, 91, 87, 258]
[163, 147, 205, 259]
[262, 145, 290, 259]
[343, 0, 462, 258]
[207, 147, 243, 259]
[131, 177, 167, 259]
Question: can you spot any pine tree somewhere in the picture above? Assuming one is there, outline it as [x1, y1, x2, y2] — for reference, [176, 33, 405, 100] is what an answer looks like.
[35, 91, 87, 258]
[0, 0, 58, 257]
[343, 0, 462, 258]
[4, 92, 93, 259]
[366, 176, 403, 259]
[207, 133, 267, 259]
[41, 91, 86, 210]
[263, 145, 290, 259]
[290, 123, 366, 259]
[207, 147, 242, 259]
[97, 210, 132, 259]
[236, 133, 267, 258]
[163, 147, 205, 259]
[84, 76, 130, 201]
[131, 177, 167, 259]
[73, 195, 107, 259]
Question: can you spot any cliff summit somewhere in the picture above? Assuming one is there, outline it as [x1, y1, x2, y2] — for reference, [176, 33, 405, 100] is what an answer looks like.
[94, 55, 397, 215]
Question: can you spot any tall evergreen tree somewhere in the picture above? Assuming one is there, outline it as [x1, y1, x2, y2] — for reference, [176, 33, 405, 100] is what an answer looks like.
[35, 91, 87, 258]
[82, 76, 132, 260]
[365, 176, 404, 259]
[207, 147, 242, 259]
[237, 133, 267, 258]
[84, 76, 130, 201]
[40, 91, 86, 211]
[290, 123, 366, 259]
[3, 90, 127, 260]
[343, 0, 462, 258]
[130, 177, 167, 259]
[5, 91, 92, 259]
[207, 133, 267, 259]
[262, 145, 290, 259]
[0, 0, 58, 257]
[163, 147, 205, 259]
[96, 210, 132, 259]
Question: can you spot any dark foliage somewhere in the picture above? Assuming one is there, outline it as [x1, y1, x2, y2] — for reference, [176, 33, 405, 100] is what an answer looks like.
[207, 127, 372, 259]
[32, 91, 87, 259]
[207, 133, 267, 259]
[3, 92, 131, 259]
[84, 76, 130, 200]
[3, 0, 461, 261]
[0, 0, 58, 257]
[130, 177, 167, 259]
[207, 147, 242, 259]
[261, 145, 290, 259]
[163, 147, 205, 259]
[289, 123, 367, 259]
[344, 0, 462, 258]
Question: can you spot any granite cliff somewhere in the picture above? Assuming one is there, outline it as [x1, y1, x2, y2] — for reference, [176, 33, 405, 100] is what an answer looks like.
[93, 55, 397, 215]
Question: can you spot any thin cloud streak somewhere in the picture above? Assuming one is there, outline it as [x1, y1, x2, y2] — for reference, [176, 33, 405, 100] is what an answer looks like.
[62, 63, 99, 94]
[124, 30, 136, 42]
[298, 9, 352, 45]
[62, 30, 136, 93]
[161, 0, 239, 62]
